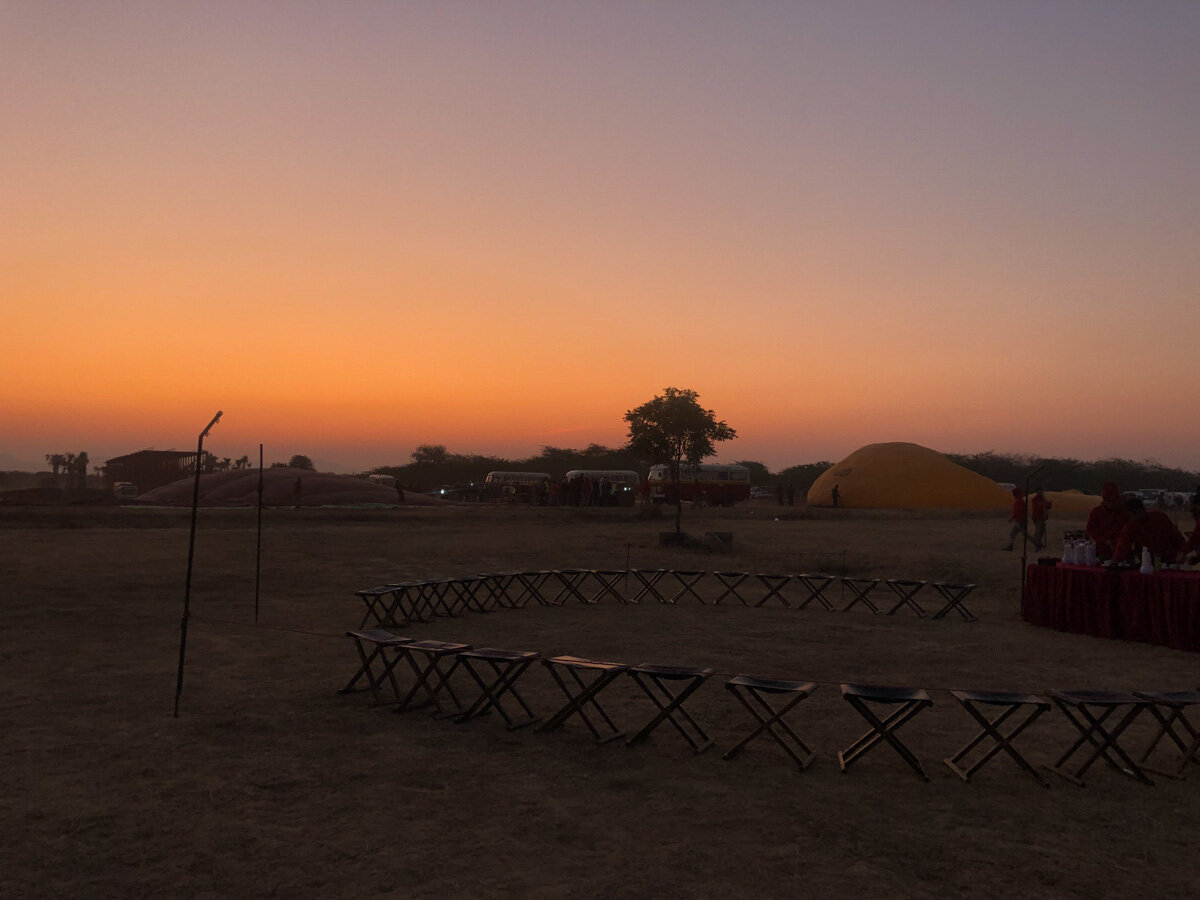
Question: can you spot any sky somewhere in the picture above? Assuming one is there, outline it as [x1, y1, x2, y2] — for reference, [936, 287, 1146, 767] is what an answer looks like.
[3, 1, 1198, 474]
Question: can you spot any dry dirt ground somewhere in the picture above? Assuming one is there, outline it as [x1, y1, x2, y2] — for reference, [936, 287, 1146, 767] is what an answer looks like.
[3, 501, 1199, 899]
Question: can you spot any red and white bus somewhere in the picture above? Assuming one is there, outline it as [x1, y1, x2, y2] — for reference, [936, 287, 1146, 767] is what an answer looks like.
[647, 463, 751, 506]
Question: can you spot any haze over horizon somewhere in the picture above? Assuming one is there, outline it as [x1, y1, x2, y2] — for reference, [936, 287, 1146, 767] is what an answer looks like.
[4, 3, 1198, 474]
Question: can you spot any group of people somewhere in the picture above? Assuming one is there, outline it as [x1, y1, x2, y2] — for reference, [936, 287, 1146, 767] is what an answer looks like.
[1002, 486, 1053, 551]
[1005, 481, 1200, 566]
[1086, 482, 1199, 566]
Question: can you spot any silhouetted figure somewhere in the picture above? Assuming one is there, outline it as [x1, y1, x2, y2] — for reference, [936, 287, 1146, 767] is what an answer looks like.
[395, 484, 405, 503]
[831, 484, 840, 509]
[293, 476, 303, 506]
[776, 483, 784, 505]
[1031, 486, 1051, 550]
[1001, 487, 1027, 551]
[786, 484, 795, 506]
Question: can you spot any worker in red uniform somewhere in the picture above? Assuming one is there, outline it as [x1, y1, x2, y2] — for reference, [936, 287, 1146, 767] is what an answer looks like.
[1002, 487, 1027, 551]
[1030, 486, 1052, 551]
[1111, 496, 1185, 565]
[1086, 482, 1130, 561]
[1180, 497, 1200, 564]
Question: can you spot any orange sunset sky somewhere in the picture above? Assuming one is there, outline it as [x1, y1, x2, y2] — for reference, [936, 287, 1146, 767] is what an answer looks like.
[3, 3, 1198, 473]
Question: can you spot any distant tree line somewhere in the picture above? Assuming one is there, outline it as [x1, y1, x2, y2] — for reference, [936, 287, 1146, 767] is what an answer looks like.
[944, 452, 1199, 495]
[371, 445, 1197, 496]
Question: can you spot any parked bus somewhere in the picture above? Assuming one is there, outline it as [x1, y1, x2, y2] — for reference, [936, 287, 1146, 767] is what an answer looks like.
[563, 469, 641, 506]
[484, 471, 551, 503]
[647, 463, 751, 506]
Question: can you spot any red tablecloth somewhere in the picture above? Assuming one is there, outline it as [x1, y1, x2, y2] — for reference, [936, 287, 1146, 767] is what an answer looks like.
[1022, 564, 1200, 652]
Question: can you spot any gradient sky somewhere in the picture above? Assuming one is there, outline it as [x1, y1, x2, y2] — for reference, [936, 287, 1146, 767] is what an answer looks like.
[3, 1, 1198, 473]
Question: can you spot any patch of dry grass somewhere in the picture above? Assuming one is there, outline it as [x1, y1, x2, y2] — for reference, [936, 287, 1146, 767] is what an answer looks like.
[3, 504, 1199, 898]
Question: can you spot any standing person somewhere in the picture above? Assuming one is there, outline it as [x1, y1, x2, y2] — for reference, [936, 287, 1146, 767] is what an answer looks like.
[1111, 496, 1185, 565]
[1086, 482, 1130, 561]
[786, 483, 795, 506]
[1002, 487, 1027, 551]
[831, 484, 840, 509]
[1031, 487, 1052, 551]
[395, 483, 405, 503]
[293, 476, 303, 506]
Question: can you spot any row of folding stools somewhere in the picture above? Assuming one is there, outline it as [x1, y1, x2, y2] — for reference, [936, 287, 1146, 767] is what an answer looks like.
[340, 632, 1200, 784]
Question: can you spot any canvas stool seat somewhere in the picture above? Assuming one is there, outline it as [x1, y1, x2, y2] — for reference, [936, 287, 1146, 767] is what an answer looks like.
[626, 664, 715, 754]
[838, 683, 934, 780]
[393, 639, 472, 718]
[629, 569, 668, 604]
[338, 629, 413, 705]
[931, 582, 978, 621]
[796, 573, 837, 610]
[454, 648, 541, 730]
[536, 656, 630, 743]
[665, 570, 707, 604]
[754, 573, 794, 608]
[944, 689, 1050, 785]
[713, 571, 752, 605]
[723, 675, 818, 769]
[1046, 690, 1154, 786]
[885, 579, 928, 617]
[841, 577, 882, 614]
[1134, 690, 1200, 780]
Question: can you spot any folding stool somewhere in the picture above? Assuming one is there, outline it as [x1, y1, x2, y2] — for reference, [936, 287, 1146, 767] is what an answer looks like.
[356, 582, 423, 628]
[412, 579, 460, 620]
[514, 570, 553, 606]
[1133, 690, 1200, 779]
[841, 577, 881, 614]
[838, 683, 934, 780]
[884, 579, 928, 617]
[444, 576, 489, 614]
[454, 648, 542, 730]
[1046, 690, 1154, 786]
[754, 573, 794, 608]
[626, 664, 715, 754]
[587, 570, 629, 604]
[944, 690, 1050, 786]
[712, 571, 752, 605]
[722, 675, 819, 769]
[536, 656, 630, 743]
[629, 569, 668, 604]
[665, 570, 707, 604]
[931, 582, 978, 621]
[795, 573, 837, 611]
[547, 569, 592, 605]
[393, 640, 472, 717]
[475, 572, 519, 610]
[338, 629, 413, 705]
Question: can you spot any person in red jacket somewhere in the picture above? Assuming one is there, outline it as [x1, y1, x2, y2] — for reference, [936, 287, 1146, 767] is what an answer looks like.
[1180, 501, 1199, 564]
[1086, 481, 1130, 561]
[1002, 487, 1027, 551]
[1111, 496, 1185, 565]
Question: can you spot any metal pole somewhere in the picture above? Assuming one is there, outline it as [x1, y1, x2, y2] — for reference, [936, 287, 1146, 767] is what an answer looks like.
[1019, 464, 1044, 609]
[255, 443, 263, 623]
[174, 410, 222, 717]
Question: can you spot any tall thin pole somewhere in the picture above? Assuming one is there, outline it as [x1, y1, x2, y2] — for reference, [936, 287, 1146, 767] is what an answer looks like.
[1019, 464, 1044, 609]
[174, 410, 222, 718]
[255, 443, 263, 623]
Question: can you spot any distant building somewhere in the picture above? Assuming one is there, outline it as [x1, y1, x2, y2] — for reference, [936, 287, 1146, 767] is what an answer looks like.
[103, 450, 195, 492]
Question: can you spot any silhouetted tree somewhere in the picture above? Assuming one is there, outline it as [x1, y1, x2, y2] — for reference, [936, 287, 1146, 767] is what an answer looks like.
[45, 453, 65, 477]
[625, 386, 736, 536]
[411, 444, 448, 465]
[288, 454, 315, 471]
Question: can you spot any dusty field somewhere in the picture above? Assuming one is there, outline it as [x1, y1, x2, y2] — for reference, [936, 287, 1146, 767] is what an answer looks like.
[3, 501, 1199, 899]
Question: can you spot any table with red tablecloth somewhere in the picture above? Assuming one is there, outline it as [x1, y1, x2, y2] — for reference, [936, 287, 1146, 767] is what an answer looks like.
[1022, 564, 1200, 652]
